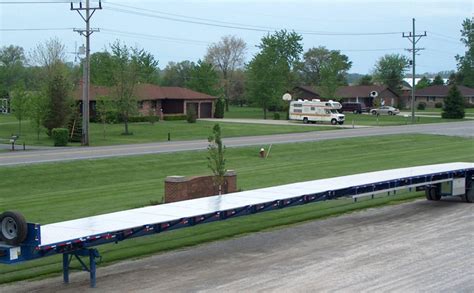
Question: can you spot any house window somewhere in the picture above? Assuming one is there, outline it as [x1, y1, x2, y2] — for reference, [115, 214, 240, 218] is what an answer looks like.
[427, 96, 436, 102]
[138, 101, 144, 109]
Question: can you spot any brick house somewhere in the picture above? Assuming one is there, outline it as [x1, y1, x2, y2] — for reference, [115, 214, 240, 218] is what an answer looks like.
[74, 83, 217, 119]
[293, 85, 400, 107]
[414, 85, 474, 108]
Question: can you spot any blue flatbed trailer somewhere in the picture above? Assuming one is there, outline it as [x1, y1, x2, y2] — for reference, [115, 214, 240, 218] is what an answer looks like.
[1, 162, 473, 287]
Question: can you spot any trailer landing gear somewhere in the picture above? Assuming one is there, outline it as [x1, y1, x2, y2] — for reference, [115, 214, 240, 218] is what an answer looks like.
[63, 248, 101, 288]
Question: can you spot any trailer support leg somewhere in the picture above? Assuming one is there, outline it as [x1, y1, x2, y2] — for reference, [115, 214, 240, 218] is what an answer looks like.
[61, 248, 100, 288]
[62, 253, 70, 284]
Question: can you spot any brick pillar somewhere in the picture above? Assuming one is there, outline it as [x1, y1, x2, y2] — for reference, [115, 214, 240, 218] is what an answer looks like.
[164, 176, 187, 203]
[224, 170, 237, 193]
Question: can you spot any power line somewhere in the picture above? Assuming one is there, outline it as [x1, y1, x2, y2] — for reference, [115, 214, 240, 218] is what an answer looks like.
[106, 4, 402, 36]
[0, 1, 76, 3]
[0, 27, 74, 31]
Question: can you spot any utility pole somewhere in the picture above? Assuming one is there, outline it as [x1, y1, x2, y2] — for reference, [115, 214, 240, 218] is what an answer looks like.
[71, 0, 102, 146]
[403, 18, 426, 124]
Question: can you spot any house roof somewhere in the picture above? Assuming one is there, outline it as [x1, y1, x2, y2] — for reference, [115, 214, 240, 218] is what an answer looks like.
[415, 85, 474, 97]
[295, 85, 399, 98]
[73, 83, 217, 101]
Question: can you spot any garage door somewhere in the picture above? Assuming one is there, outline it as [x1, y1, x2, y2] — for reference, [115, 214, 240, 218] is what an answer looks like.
[200, 102, 212, 118]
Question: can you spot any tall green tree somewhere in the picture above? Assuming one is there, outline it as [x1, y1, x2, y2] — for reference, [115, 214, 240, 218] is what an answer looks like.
[247, 30, 303, 119]
[357, 74, 374, 86]
[90, 52, 115, 86]
[207, 123, 226, 195]
[432, 74, 445, 85]
[110, 41, 139, 135]
[10, 86, 29, 135]
[442, 85, 465, 119]
[416, 76, 431, 89]
[455, 18, 474, 87]
[0, 45, 26, 96]
[319, 51, 351, 100]
[186, 60, 219, 96]
[43, 73, 72, 135]
[161, 61, 194, 87]
[95, 95, 116, 138]
[373, 54, 410, 93]
[27, 92, 48, 140]
[298, 46, 351, 86]
[205, 35, 247, 111]
[133, 48, 160, 84]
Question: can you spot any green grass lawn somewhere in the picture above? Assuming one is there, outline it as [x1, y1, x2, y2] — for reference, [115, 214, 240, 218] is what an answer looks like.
[0, 134, 473, 283]
[343, 113, 465, 126]
[0, 119, 332, 147]
[415, 107, 474, 114]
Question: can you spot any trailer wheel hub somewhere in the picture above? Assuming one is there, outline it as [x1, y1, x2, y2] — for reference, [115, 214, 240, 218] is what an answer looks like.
[1, 216, 19, 240]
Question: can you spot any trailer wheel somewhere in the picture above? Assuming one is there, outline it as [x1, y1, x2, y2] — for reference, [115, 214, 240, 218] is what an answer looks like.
[425, 186, 441, 201]
[331, 119, 337, 125]
[462, 180, 474, 203]
[303, 117, 309, 124]
[0, 211, 28, 245]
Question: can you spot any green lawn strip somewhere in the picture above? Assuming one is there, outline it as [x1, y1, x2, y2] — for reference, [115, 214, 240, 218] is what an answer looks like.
[0, 134, 472, 284]
[415, 108, 474, 114]
[0, 119, 331, 147]
[0, 192, 422, 284]
[1, 134, 472, 224]
[343, 113, 465, 126]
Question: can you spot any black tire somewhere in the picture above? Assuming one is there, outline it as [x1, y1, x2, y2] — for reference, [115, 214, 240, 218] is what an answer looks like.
[462, 180, 474, 203]
[426, 186, 441, 201]
[303, 117, 309, 124]
[425, 187, 433, 200]
[0, 211, 28, 245]
[331, 119, 337, 125]
[371, 110, 377, 115]
[388, 111, 393, 115]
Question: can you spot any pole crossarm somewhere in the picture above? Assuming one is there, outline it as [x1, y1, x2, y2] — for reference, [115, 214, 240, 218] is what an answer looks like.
[73, 28, 100, 37]
[70, 1, 102, 22]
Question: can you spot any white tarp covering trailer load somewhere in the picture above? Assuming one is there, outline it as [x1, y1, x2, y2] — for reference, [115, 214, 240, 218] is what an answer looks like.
[1, 162, 473, 287]
[289, 99, 345, 125]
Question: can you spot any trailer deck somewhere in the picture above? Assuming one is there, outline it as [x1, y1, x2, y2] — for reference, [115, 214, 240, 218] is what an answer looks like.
[1, 162, 473, 287]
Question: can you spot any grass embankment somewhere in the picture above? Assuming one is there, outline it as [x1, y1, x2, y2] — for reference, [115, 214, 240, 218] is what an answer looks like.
[0, 134, 473, 284]
[0, 117, 332, 147]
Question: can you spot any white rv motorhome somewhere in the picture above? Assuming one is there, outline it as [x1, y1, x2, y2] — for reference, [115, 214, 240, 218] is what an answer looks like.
[289, 99, 345, 125]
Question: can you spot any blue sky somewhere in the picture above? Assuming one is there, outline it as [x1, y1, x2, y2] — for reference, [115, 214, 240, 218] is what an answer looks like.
[0, 0, 472, 74]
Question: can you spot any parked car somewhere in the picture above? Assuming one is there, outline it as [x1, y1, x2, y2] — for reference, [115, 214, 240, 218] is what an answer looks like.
[340, 102, 367, 114]
[370, 106, 400, 115]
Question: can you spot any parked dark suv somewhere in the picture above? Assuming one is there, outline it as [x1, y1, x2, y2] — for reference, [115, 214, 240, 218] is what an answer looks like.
[340, 102, 367, 114]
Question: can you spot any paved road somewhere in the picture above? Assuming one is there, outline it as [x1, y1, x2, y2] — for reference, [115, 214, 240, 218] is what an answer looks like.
[0, 121, 472, 166]
[3, 198, 473, 292]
